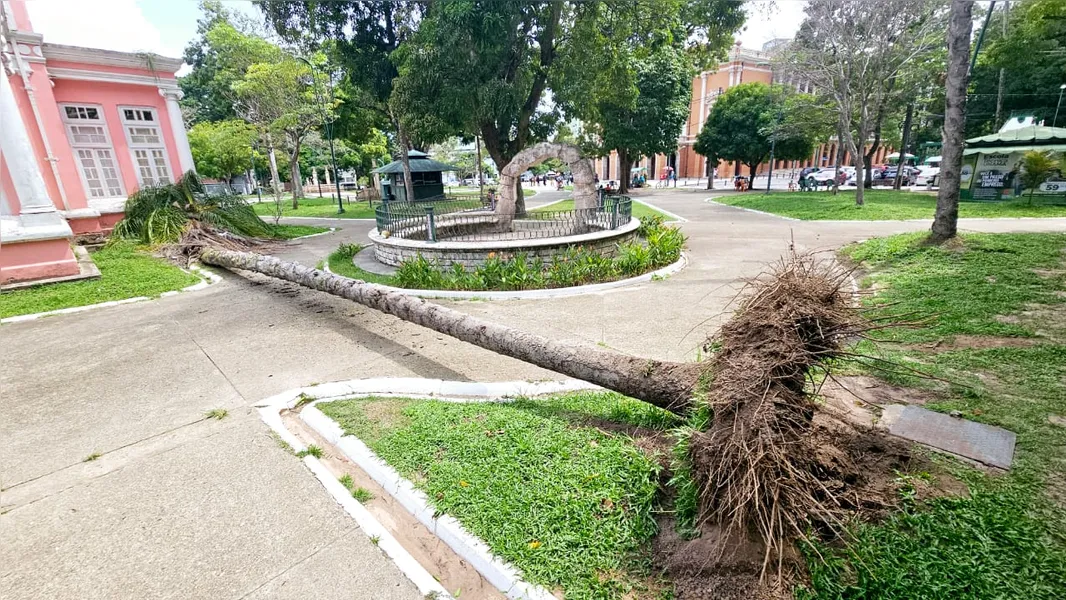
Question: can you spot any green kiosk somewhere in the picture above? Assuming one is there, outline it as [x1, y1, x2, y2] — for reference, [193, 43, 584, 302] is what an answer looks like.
[373, 150, 460, 202]
[961, 123, 1066, 203]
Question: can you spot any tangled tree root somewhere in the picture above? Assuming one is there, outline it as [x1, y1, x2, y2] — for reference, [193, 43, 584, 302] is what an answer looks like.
[686, 253, 911, 586]
[165, 223, 276, 265]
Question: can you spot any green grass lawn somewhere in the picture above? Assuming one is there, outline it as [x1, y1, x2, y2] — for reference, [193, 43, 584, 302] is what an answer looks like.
[532, 198, 675, 221]
[319, 391, 677, 599]
[0, 242, 202, 319]
[800, 232, 1066, 599]
[269, 224, 331, 239]
[252, 195, 378, 219]
[718, 189, 1066, 220]
[324, 244, 396, 286]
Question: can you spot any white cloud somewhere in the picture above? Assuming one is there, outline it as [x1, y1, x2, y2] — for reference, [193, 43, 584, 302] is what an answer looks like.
[26, 0, 182, 57]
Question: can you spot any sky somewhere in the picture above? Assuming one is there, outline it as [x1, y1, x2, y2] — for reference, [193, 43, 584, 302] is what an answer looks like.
[25, 0, 808, 73]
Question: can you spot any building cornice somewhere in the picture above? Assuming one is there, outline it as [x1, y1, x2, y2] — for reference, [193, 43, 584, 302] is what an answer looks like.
[42, 43, 182, 74]
[47, 66, 180, 90]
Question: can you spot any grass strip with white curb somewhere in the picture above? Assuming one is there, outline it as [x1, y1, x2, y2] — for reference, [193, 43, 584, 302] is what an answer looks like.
[317, 391, 676, 599]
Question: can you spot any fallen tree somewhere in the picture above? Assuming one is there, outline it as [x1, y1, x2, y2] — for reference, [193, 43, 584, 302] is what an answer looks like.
[198, 245, 913, 589]
[200, 248, 705, 412]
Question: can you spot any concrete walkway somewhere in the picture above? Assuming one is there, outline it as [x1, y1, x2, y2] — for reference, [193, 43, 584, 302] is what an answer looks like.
[2, 190, 1063, 599]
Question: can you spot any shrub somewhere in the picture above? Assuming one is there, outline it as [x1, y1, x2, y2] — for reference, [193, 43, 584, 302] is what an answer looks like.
[394, 254, 445, 289]
[615, 242, 652, 277]
[390, 220, 685, 291]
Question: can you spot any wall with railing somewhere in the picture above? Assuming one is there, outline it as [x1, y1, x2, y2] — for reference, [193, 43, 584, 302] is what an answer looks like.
[374, 193, 632, 242]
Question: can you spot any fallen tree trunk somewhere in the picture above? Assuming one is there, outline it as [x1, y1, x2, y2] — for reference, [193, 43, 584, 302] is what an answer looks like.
[200, 249, 705, 412]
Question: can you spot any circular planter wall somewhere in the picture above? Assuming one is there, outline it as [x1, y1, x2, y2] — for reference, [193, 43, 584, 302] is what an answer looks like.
[370, 217, 641, 268]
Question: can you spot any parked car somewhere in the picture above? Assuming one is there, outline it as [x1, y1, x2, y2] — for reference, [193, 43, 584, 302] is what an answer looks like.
[872, 166, 918, 186]
[914, 166, 940, 187]
[805, 167, 851, 187]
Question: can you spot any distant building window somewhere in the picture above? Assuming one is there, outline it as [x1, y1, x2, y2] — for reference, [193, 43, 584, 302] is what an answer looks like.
[119, 107, 171, 187]
[60, 103, 124, 199]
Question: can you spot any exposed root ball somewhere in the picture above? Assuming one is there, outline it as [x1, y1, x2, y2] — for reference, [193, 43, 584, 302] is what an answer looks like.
[165, 223, 275, 265]
[689, 253, 875, 580]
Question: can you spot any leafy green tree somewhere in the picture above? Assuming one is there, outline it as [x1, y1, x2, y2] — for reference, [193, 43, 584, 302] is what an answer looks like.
[188, 120, 258, 184]
[391, 0, 744, 212]
[257, 0, 427, 202]
[180, 2, 281, 123]
[589, 46, 693, 193]
[694, 83, 819, 185]
[233, 58, 331, 207]
[969, 0, 1066, 135]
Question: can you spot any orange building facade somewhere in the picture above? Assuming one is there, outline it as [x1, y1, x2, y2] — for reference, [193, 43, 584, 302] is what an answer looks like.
[592, 43, 893, 184]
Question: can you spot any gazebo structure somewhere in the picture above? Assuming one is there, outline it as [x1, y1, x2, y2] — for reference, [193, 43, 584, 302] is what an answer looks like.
[373, 150, 459, 202]
[962, 123, 1066, 201]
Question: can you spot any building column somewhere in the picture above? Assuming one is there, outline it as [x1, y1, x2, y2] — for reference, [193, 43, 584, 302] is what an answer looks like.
[1, 67, 53, 214]
[160, 87, 195, 175]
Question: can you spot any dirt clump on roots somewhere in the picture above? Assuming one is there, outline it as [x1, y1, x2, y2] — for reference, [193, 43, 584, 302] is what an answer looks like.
[667, 253, 931, 597]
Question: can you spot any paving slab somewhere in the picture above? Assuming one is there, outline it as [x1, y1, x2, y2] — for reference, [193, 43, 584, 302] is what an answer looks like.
[0, 415, 419, 600]
[882, 404, 1017, 469]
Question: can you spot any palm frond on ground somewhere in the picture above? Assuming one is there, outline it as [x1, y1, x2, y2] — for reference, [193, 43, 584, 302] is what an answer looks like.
[113, 171, 272, 245]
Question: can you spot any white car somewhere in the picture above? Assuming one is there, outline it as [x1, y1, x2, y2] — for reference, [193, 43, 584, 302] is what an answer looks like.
[806, 167, 851, 187]
[914, 166, 940, 187]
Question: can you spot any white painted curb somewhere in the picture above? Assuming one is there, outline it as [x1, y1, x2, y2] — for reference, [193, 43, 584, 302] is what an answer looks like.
[289, 227, 337, 240]
[256, 377, 601, 600]
[1, 262, 221, 324]
[279, 216, 376, 221]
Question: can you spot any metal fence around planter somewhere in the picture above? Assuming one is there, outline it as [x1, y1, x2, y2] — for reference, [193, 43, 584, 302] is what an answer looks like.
[375, 194, 633, 242]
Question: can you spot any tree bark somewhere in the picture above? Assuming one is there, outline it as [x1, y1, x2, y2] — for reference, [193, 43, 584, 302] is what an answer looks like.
[288, 135, 302, 208]
[995, 1, 1009, 129]
[618, 149, 631, 194]
[893, 103, 914, 190]
[932, 0, 975, 243]
[265, 132, 282, 205]
[397, 126, 416, 202]
[199, 249, 704, 413]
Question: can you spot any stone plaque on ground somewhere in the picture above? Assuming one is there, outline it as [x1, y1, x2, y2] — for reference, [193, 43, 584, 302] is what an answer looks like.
[881, 405, 1016, 470]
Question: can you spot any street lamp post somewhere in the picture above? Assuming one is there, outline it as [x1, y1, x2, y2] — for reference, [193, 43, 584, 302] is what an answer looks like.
[297, 55, 344, 214]
[1055, 83, 1066, 127]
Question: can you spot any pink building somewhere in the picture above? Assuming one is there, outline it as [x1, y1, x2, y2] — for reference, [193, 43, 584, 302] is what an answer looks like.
[1, 0, 193, 285]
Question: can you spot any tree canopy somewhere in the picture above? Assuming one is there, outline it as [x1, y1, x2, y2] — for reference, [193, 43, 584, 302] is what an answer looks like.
[187, 119, 258, 182]
[694, 83, 820, 179]
[969, 0, 1066, 135]
[587, 45, 694, 192]
[783, 0, 945, 204]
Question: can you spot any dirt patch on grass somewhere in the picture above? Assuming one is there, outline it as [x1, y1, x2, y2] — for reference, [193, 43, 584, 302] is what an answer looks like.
[905, 335, 1041, 351]
[577, 417, 674, 462]
[359, 398, 412, 431]
[821, 375, 940, 409]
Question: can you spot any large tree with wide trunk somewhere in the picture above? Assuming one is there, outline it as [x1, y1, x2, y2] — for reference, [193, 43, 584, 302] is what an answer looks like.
[390, 0, 745, 210]
[783, 0, 944, 205]
[931, 0, 975, 242]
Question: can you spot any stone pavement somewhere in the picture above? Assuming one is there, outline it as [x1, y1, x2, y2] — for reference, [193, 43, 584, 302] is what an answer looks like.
[2, 189, 1062, 599]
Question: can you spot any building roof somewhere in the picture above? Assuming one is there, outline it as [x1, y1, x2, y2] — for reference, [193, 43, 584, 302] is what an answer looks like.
[966, 126, 1066, 148]
[41, 43, 183, 73]
[373, 150, 459, 174]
